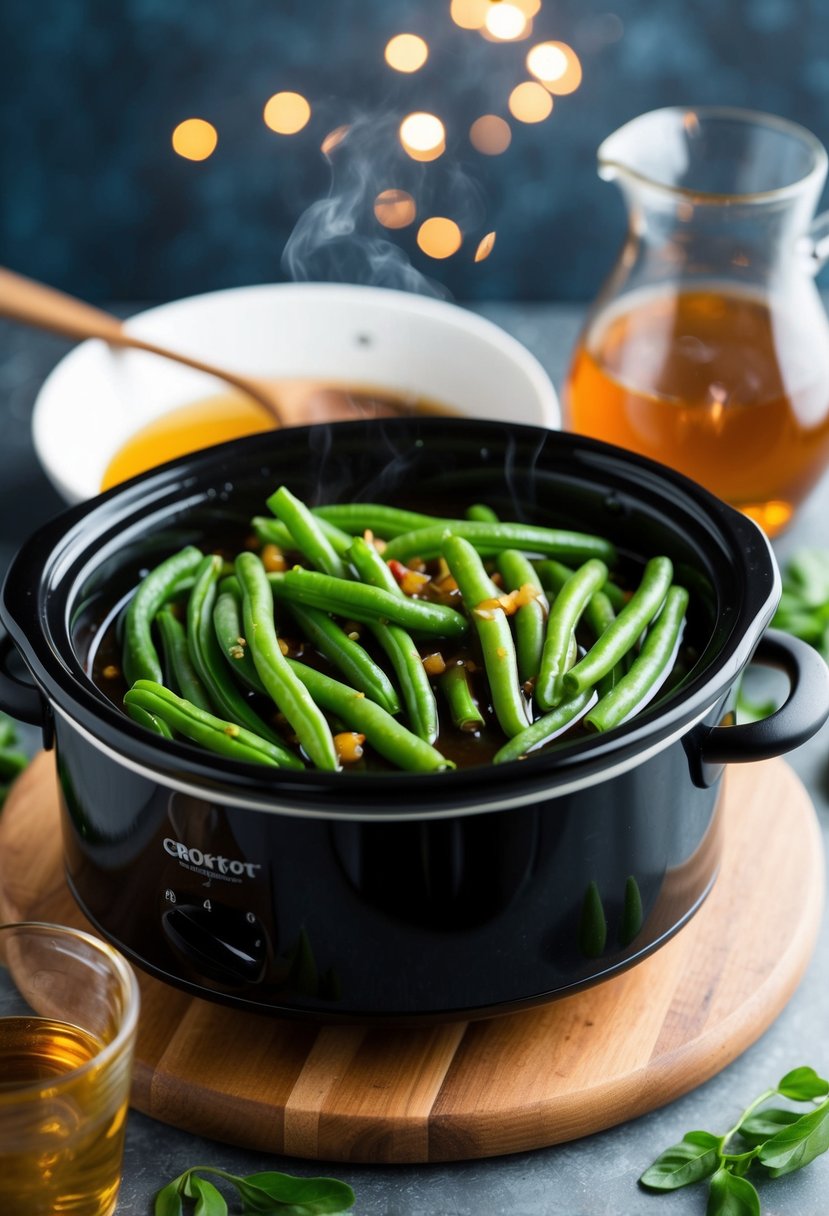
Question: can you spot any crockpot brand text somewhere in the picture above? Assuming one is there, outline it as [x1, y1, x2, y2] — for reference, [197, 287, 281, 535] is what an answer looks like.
[163, 838, 261, 878]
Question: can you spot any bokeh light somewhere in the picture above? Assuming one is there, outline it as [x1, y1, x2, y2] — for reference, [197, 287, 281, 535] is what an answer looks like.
[172, 118, 218, 161]
[400, 112, 446, 162]
[469, 114, 512, 155]
[417, 217, 463, 259]
[450, 0, 489, 30]
[483, 3, 528, 40]
[384, 33, 429, 72]
[374, 189, 417, 229]
[508, 81, 554, 123]
[526, 41, 583, 94]
[263, 91, 312, 135]
[475, 231, 497, 262]
[320, 125, 350, 156]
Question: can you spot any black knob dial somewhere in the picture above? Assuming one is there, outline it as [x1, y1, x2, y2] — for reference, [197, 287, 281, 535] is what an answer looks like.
[162, 903, 269, 985]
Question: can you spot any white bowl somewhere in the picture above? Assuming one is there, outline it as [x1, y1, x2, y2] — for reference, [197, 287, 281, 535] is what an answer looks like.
[32, 282, 560, 503]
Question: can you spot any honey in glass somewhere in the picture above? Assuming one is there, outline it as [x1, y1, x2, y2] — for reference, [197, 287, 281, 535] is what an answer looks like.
[565, 106, 829, 536]
[565, 284, 829, 536]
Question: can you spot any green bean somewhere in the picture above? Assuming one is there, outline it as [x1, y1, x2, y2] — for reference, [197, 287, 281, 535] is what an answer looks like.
[251, 515, 354, 557]
[313, 503, 448, 538]
[124, 681, 301, 768]
[287, 660, 452, 772]
[492, 689, 595, 764]
[347, 535, 402, 597]
[123, 698, 174, 739]
[235, 552, 339, 771]
[535, 559, 608, 710]
[212, 590, 267, 694]
[561, 556, 674, 698]
[585, 586, 689, 732]
[496, 549, 549, 685]
[285, 601, 400, 715]
[465, 504, 500, 523]
[156, 605, 212, 711]
[385, 521, 617, 564]
[186, 554, 285, 744]
[266, 486, 348, 578]
[123, 545, 204, 685]
[439, 663, 484, 732]
[270, 568, 469, 638]
[372, 621, 438, 742]
[347, 537, 438, 741]
[443, 534, 529, 738]
[535, 559, 626, 613]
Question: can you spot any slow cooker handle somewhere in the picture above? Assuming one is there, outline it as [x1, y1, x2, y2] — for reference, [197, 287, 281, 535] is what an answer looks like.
[0, 628, 49, 728]
[700, 629, 829, 764]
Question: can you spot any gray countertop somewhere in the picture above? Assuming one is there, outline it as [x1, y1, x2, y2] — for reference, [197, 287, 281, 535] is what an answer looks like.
[1, 303, 827, 1216]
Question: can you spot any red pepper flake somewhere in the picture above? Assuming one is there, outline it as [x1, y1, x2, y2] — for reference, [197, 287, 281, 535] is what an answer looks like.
[387, 559, 430, 596]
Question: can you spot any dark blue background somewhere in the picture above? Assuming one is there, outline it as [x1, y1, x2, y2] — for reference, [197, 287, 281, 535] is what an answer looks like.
[3, 0, 829, 302]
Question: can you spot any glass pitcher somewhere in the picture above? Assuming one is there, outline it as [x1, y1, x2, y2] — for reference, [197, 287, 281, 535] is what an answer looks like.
[563, 106, 829, 536]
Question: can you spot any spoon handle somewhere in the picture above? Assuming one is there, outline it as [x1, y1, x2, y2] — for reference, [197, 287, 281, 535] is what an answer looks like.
[0, 266, 127, 344]
[0, 266, 284, 423]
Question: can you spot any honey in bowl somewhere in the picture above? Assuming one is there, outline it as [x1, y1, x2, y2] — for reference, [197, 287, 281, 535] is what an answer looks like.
[564, 286, 829, 537]
[101, 384, 452, 491]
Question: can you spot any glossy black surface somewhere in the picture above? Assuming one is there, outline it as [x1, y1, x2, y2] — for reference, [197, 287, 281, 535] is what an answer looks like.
[56, 704, 724, 1020]
[2, 417, 825, 1018]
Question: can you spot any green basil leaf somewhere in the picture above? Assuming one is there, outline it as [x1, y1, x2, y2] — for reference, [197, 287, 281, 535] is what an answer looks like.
[238, 1173, 355, 1214]
[191, 1175, 229, 1216]
[705, 1168, 760, 1216]
[639, 1131, 721, 1190]
[737, 1107, 801, 1147]
[777, 1067, 829, 1101]
[758, 1099, 829, 1177]
[154, 1180, 185, 1216]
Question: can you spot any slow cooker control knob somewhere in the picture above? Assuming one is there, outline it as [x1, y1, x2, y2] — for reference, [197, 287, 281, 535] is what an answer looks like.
[162, 904, 268, 985]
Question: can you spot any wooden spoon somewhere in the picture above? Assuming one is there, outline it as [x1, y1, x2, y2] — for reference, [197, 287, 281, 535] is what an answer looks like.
[0, 267, 404, 428]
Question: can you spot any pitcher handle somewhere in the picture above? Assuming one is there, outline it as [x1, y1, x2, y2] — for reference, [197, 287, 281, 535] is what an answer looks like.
[798, 208, 829, 274]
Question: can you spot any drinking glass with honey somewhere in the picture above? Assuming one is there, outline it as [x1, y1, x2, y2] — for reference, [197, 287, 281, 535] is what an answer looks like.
[563, 106, 829, 536]
[0, 922, 140, 1216]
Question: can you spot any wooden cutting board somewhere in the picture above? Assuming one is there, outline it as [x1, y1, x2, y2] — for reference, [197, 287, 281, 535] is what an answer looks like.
[0, 753, 822, 1163]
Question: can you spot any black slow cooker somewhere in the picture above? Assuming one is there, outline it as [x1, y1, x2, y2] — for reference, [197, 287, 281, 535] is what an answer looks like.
[1, 418, 826, 1022]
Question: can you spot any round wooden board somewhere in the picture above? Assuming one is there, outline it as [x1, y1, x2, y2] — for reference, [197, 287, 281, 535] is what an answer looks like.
[0, 753, 823, 1164]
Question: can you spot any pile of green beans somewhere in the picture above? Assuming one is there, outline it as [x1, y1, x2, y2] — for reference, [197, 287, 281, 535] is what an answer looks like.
[114, 489, 690, 773]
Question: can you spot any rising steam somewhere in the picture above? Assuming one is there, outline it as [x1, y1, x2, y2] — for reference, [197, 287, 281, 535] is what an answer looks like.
[281, 111, 483, 296]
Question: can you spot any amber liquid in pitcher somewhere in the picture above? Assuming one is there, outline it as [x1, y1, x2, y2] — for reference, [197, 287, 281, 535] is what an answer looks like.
[565, 286, 829, 536]
[0, 1016, 127, 1215]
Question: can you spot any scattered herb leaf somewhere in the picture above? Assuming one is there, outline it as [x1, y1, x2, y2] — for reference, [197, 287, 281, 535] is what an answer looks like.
[154, 1167, 355, 1216]
[639, 1131, 721, 1190]
[705, 1167, 760, 1216]
[640, 1067, 829, 1213]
